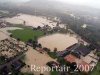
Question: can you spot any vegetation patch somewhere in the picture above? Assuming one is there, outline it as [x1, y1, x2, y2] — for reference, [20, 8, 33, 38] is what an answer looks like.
[9, 25, 44, 42]
[90, 62, 100, 75]
[50, 70, 58, 75]
[0, 56, 6, 65]
[48, 52, 57, 59]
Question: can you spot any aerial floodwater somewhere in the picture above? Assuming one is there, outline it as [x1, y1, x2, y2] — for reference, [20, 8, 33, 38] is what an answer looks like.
[2, 13, 64, 28]
[0, 0, 100, 75]
[38, 33, 78, 51]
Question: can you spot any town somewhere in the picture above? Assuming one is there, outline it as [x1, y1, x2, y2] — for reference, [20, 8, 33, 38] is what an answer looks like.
[0, 0, 100, 75]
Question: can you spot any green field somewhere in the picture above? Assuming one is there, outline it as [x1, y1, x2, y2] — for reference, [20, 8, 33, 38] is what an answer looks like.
[9, 26, 44, 42]
[50, 70, 58, 75]
[90, 62, 100, 75]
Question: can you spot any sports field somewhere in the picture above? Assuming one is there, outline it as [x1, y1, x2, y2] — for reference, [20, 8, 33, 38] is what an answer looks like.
[9, 26, 44, 42]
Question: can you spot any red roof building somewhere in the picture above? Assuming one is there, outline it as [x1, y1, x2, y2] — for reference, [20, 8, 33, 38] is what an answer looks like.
[64, 54, 78, 63]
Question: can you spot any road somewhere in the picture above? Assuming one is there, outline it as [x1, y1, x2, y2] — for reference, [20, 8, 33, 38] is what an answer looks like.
[0, 51, 26, 69]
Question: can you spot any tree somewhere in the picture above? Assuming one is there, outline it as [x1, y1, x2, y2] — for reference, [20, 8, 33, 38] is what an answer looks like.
[57, 57, 65, 65]
[54, 48, 57, 53]
[43, 47, 50, 52]
[57, 57, 70, 65]
[38, 43, 42, 48]
[17, 38, 20, 41]
[33, 43, 37, 49]
[70, 62, 77, 71]
[37, 26, 41, 30]
[28, 39, 33, 44]
[23, 21, 26, 25]
[40, 73, 44, 75]
[0, 56, 6, 64]
[10, 34, 13, 37]
[17, 38, 21, 44]
[34, 36, 38, 41]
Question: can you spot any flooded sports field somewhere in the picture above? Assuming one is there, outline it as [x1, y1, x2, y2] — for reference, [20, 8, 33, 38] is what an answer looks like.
[38, 33, 78, 51]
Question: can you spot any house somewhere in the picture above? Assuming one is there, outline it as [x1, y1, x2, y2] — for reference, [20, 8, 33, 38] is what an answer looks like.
[74, 44, 91, 56]
[64, 43, 91, 56]
[64, 54, 78, 63]
[56, 43, 78, 57]
[0, 66, 10, 75]
[11, 60, 24, 70]
[56, 50, 69, 57]
[0, 60, 25, 75]
[64, 54, 91, 72]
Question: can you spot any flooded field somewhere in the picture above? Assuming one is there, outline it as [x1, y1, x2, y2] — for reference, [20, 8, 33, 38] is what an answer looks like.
[0, 27, 22, 40]
[0, 27, 22, 35]
[21, 47, 55, 75]
[0, 31, 9, 40]
[2, 13, 64, 28]
[38, 33, 78, 51]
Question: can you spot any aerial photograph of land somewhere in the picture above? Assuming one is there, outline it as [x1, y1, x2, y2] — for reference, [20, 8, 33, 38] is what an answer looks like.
[0, 0, 100, 75]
